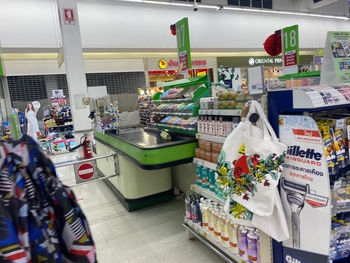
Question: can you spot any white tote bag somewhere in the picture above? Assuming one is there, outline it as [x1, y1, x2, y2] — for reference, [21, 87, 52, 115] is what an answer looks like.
[217, 101, 286, 216]
[216, 101, 289, 241]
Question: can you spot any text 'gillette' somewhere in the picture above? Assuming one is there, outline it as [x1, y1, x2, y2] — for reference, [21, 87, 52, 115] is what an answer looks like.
[287, 146, 322, 160]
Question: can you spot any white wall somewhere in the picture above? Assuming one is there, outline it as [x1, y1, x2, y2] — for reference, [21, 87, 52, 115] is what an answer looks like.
[3, 58, 145, 76]
[0, 0, 349, 51]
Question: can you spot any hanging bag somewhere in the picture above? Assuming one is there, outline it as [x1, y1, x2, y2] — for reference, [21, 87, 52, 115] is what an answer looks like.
[216, 100, 289, 241]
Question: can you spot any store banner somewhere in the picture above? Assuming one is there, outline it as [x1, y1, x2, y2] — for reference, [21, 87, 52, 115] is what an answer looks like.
[321, 31, 350, 85]
[282, 25, 299, 75]
[279, 115, 331, 256]
[176, 18, 191, 71]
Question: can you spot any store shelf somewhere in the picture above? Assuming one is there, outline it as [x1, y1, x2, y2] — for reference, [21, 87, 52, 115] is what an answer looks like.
[193, 157, 217, 170]
[196, 133, 226, 143]
[153, 111, 194, 116]
[199, 109, 241, 116]
[190, 184, 225, 205]
[183, 218, 241, 263]
[47, 124, 74, 129]
[184, 218, 272, 262]
[153, 98, 193, 103]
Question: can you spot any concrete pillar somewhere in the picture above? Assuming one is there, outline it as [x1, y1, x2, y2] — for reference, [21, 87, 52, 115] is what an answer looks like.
[56, 0, 91, 136]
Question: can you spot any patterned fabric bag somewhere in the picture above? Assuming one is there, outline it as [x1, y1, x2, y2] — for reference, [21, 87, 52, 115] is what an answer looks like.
[216, 101, 289, 241]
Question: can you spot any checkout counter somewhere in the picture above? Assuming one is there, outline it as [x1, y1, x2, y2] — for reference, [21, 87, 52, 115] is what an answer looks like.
[95, 128, 197, 211]
[94, 76, 210, 211]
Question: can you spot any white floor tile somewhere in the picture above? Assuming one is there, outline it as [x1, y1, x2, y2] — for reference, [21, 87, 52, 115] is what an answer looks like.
[51, 153, 225, 263]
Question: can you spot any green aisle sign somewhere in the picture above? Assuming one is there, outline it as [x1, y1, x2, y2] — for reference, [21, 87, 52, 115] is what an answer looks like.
[282, 24, 299, 75]
[176, 17, 191, 71]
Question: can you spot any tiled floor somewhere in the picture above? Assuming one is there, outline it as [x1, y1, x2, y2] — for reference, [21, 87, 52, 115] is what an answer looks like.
[52, 153, 225, 263]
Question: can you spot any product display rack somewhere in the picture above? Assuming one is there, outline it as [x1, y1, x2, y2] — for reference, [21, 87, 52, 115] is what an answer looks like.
[151, 76, 211, 135]
[193, 157, 217, 170]
[268, 86, 350, 263]
[185, 184, 273, 263]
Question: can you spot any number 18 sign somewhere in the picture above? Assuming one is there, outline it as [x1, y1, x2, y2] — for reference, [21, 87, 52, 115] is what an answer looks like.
[176, 17, 192, 71]
[282, 24, 299, 75]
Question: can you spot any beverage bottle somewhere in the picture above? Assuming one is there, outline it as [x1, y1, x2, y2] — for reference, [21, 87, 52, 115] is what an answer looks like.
[196, 165, 202, 186]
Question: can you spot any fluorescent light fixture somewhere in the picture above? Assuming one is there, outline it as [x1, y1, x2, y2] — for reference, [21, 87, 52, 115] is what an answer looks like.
[119, 0, 349, 20]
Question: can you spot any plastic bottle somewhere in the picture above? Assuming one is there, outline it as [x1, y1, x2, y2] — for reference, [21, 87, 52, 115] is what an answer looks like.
[229, 221, 239, 254]
[247, 232, 259, 263]
[191, 197, 199, 223]
[196, 166, 202, 186]
[209, 170, 216, 192]
[204, 116, 208, 134]
[226, 116, 233, 136]
[185, 195, 191, 220]
[200, 200, 208, 230]
[238, 226, 249, 261]
[219, 117, 224, 137]
[255, 230, 261, 263]
[201, 168, 209, 188]
[213, 207, 222, 241]
[207, 203, 214, 235]
[220, 213, 229, 247]
[208, 116, 213, 135]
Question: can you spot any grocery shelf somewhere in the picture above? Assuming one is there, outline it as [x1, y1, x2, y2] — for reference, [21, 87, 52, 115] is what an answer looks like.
[190, 184, 225, 205]
[199, 109, 241, 116]
[152, 98, 192, 103]
[183, 218, 240, 263]
[153, 112, 194, 116]
[196, 133, 226, 143]
[184, 215, 272, 262]
[193, 157, 217, 170]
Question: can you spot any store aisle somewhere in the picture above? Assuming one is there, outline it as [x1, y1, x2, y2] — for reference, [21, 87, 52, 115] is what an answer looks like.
[52, 153, 225, 263]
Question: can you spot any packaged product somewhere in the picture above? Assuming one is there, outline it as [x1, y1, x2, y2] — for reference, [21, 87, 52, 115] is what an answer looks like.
[198, 139, 206, 150]
[211, 152, 219, 163]
[199, 149, 206, 159]
[205, 151, 212, 162]
[212, 142, 222, 153]
[203, 140, 212, 152]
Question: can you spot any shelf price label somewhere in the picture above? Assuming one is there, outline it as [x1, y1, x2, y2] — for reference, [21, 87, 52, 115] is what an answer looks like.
[282, 25, 299, 75]
[176, 18, 192, 71]
[0, 58, 3, 77]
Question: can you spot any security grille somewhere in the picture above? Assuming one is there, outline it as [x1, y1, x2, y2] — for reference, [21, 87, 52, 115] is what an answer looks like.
[8, 72, 145, 114]
[228, 0, 272, 8]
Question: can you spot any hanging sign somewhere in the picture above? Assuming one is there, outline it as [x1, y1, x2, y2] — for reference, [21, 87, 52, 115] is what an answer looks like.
[176, 18, 192, 72]
[282, 25, 299, 75]
[279, 115, 331, 256]
[321, 31, 350, 85]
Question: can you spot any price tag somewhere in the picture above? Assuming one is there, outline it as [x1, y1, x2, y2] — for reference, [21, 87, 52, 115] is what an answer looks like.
[336, 119, 345, 130]
[191, 185, 195, 191]
[334, 180, 342, 190]
[197, 134, 200, 139]
[203, 231, 208, 238]
[210, 110, 214, 115]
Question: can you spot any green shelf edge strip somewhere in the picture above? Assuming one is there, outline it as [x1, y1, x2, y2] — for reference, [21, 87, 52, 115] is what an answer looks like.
[278, 70, 321, 80]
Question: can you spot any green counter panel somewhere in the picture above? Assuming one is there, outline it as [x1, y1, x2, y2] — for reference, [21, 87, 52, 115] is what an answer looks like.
[94, 132, 197, 165]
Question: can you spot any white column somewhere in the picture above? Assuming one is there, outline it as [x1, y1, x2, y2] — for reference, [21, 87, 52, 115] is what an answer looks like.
[56, 0, 91, 134]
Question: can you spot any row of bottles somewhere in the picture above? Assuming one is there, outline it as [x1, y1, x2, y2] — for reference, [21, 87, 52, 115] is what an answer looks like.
[185, 193, 261, 263]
